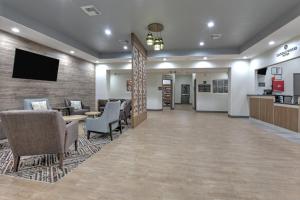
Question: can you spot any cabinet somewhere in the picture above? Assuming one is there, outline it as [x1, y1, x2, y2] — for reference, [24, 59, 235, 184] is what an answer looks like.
[249, 96, 300, 132]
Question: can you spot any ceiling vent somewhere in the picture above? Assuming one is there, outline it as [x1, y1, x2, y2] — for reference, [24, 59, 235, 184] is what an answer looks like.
[81, 5, 101, 16]
[210, 34, 222, 40]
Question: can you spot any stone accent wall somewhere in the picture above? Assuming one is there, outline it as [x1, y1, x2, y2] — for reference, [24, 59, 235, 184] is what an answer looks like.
[0, 30, 95, 111]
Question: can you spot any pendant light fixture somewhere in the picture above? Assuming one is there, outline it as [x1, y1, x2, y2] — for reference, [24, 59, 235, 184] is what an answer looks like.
[146, 33, 154, 46]
[154, 38, 161, 51]
[146, 23, 164, 51]
[159, 38, 164, 50]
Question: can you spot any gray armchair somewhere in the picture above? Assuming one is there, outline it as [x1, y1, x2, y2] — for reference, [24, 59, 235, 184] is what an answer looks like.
[24, 98, 52, 110]
[65, 99, 90, 115]
[120, 99, 132, 125]
[0, 110, 78, 171]
[86, 101, 122, 141]
[0, 120, 6, 140]
[98, 99, 108, 112]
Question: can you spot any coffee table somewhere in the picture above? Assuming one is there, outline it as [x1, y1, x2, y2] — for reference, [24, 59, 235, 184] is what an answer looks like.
[63, 115, 87, 123]
[85, 111, 102, 118]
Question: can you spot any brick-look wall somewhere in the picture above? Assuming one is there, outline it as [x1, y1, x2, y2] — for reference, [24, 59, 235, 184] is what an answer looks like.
[0, 30, 95, 111]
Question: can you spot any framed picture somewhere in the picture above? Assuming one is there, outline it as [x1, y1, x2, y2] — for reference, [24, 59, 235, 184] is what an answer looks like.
[271, 67, 282, 75]
[212, 79, 228, 93]
[126, 79, 132, 92]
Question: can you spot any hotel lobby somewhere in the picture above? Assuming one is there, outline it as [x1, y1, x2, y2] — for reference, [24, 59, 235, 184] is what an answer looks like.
[1, 0, 300, 199]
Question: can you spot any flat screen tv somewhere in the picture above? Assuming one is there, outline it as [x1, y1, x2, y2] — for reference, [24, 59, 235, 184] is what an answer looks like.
[12, 49, 59, 81]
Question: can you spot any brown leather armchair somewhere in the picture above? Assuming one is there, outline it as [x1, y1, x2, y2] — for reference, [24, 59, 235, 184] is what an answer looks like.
[0, 110, 78, 171]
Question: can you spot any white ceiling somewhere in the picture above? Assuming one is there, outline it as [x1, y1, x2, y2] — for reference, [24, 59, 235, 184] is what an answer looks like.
[1, 0, 300, 63]
[1, 0, 300, 58]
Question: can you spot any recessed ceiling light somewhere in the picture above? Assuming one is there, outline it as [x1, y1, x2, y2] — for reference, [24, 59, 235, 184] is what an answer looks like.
[11, 27, 20, 33]
[243, 56, 248, 59]
[207, 21, 215, 28]
[70, 51, 75, 54]
[269, 41, 275, 46]
[199, 42, 205, 46]
[203, 57, 208, 60]
[123, 45, 128, 50]
[95, 60, 99, 63]
[104, 29, 112, 36]
[163, 58, 167, 61]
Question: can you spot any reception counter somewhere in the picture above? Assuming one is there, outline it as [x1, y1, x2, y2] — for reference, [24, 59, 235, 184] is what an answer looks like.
[248, 95, 299, 132]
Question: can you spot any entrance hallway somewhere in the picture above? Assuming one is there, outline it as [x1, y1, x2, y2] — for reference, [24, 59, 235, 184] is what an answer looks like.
[1, 111, 300, 200]
[174, 104, 193, 111]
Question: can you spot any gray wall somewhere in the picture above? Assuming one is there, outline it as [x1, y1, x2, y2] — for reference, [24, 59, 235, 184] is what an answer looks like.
[0, 30, 95, 111]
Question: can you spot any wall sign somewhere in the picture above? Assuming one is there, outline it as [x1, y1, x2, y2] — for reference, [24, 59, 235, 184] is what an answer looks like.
[276, 44, 298, 58]
[198, 84, 211, 92]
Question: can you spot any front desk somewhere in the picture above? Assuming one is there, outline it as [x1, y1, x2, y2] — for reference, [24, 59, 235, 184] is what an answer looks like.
[249, 95, 299, 132]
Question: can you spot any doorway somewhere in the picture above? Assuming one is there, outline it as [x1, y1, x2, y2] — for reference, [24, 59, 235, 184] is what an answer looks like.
[181, 84, 190, 104]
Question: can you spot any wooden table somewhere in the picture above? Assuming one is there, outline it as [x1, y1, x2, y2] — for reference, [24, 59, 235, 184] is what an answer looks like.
[63, 115, 88, 136]
[85, 111, 102, 118]
[63, 115, 87, 123]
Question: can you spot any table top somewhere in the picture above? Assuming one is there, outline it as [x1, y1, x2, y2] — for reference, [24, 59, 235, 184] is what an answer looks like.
[85, 111, 102, 116]
[63, 115, 87, 122]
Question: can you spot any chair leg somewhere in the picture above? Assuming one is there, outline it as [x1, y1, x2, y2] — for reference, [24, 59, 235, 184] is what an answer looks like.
[87, 131, 91, 140]
[74, 140, 78, 151]
[57, 153, 64, 170]
[109, 124, 113, 141]
[13, 155, 20, 172]
[119, 120, 123, 134]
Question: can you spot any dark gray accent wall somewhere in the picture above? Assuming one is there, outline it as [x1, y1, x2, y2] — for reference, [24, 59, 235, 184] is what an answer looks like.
[0, 30, 95, 111]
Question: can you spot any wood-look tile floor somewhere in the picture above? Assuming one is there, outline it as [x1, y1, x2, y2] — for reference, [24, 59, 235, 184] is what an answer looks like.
[1, 110, 300, 200]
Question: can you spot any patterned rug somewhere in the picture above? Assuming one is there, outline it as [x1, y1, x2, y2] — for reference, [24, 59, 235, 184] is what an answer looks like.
[0, 132, 120, 183]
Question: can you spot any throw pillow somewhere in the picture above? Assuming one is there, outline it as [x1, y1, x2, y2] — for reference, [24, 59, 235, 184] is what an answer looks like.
[31, 101, 48, 111]
[70, 101, 82, 110]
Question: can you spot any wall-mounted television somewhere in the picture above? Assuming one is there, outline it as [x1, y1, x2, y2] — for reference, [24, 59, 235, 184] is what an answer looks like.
[12, 49, 60, 81]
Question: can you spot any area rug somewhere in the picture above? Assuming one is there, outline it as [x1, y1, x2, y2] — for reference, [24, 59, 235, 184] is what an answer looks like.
[0, 133, 120, 183]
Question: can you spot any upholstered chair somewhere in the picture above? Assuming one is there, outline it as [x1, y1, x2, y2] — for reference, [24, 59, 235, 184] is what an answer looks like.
[97, 99, 108, 112]
[64, 98, 90, 115]
[0, 110, 78, 172]
[120, 99, 132, 125]
[24, 98, 52, 110]
[86, 101, 122, 141]
[0, 120, 6, 140]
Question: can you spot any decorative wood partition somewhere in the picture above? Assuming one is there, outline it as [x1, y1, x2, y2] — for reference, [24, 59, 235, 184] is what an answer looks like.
[131, 33, 147, 128]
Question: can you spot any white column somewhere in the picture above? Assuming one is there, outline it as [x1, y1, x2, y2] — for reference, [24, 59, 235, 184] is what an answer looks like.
[228, 60, 251, 117]
[95, 65, 109, 100]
